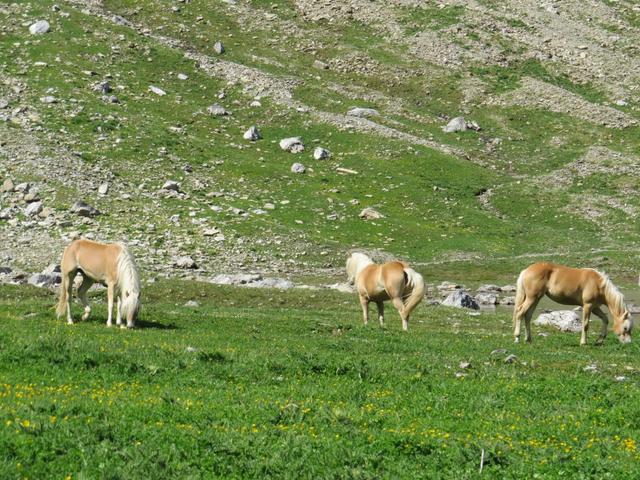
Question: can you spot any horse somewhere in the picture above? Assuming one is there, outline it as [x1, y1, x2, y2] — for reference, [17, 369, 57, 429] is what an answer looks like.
[513, 262, 632, 345]
[346, 252, 426, 331]
[56, 239, 141, 328]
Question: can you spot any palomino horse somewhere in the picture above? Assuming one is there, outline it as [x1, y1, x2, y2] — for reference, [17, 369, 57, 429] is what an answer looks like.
[56, 239, 141, 328]
[346, 252, 426, 331]
[513, 262, 632, 345]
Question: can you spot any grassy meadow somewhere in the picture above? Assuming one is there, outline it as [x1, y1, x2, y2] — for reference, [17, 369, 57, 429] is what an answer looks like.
[1, 282, 640, 479]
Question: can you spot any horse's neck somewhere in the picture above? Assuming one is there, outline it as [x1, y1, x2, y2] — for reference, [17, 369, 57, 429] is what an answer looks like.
[601, 277, 625, 316]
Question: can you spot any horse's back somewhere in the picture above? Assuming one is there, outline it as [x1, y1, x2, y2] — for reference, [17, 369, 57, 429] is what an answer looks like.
[61, 239, 122, 279]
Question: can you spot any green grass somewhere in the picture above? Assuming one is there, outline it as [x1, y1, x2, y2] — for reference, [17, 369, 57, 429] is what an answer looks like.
[2, 283, 640, 478]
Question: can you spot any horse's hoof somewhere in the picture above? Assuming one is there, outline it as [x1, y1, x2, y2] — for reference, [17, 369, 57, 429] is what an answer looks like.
[514, 337, 520, 343]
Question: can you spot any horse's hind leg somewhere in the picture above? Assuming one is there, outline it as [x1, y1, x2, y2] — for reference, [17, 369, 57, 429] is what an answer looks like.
[391, 297, 408, 331]
[78, 275, 94, 321]
[514, 296, 539, 343]
[359, 295, 370, 326]
[523, 297, 541, 343]
[376, 301, 384, 326]
[64, 269, 76, 325]
[592, 307, 608, 345]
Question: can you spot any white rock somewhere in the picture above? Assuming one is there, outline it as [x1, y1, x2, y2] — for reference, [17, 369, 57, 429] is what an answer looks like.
[177, 73, 189, 80]
[441, 290, 480, 310]
[291, 163, 306, 174]
[207, 104, 229, 116]
[243, 125, 261, 141]
[98, 182, 109, 195]
[313, 147, 331, 160]
[443, 116, 467, 133]
[162, 180, 180, 192]
[534, 310, 582, 332]
[29, 21, 50, 35]
[24, 201, 43, 216]
[280, 137, 305, 153]
[347, 107, 379, 118]
[40, 96, 57, 104]
[149, 85, 166, 96]
[359, 207, 384, 220]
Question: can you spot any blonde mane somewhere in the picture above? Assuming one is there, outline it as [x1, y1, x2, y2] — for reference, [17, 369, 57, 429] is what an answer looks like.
[597, 270, 627, 318]
[116, 243, 141, 295]
[346, 252, 373, 284]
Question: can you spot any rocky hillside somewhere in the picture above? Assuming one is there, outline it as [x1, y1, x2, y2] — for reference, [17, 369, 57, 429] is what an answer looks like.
[1, 0, 640, 284]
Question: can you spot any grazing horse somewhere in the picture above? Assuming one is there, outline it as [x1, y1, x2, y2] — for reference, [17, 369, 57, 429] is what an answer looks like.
[56, 239, 141, 328]
[346, 252, 426, 331]
[513, 262, 632, 345]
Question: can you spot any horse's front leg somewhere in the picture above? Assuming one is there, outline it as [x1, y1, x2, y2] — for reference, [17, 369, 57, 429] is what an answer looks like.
[592, 307, 608, 345]
[106, 282, 115, 327]
[581, 304, 593, 346]
[359, 295, 370, 325]
[116, 297, 123, 327]
[376, 301, 384, 326]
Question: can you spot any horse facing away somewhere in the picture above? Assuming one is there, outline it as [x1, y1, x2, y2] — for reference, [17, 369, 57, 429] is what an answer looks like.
[56, 239, 141, 328]
[513, 262, 632, 345]
[346, 252, 426, 331]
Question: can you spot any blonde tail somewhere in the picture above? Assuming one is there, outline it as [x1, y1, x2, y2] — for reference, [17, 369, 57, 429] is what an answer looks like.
[512, 270, 526, 326]
[403, 268, 426, 318]
[56, 274, 68, 318]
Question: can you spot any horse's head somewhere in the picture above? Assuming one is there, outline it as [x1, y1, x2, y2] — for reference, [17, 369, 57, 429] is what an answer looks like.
[613, 310, 633, 343]
[123, 289, 141, 328]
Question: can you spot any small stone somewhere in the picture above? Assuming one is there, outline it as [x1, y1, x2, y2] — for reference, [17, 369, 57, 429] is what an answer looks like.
[149, 85, 166, 96]
[184, 300, 199, 307]
[70, 200, 100, 217]
[213, 41, 225, 54]
[347, 107, 379, 118]
[476, 293, 498, 305]
[1, 179, 14, 192]
[97, 81, 111, 94]
[313, 60, 329, 70]
[14, 182, 30, 193]
[443, 116, 467, 133]
[24, 201, 43, 216]
[98, 182, 109, 195]
[174, 256, 197, 269]
[459, 361, 471, 370]
[250, 100, 262, 107]
[291, 163, 306, 174]
[29, 20, 51, 35]
[490, 348, 507, 356]
[177, 73, 189, 80]
[504, 354, 518, 364]
[40, 96, 57, 104]
[313, 147, 331, 160]
[28, 273, 59, 287]
[112, 15, 132, 26]
[441, 290, 480, 310]
[243, 125, 261, 141]
[207, 104, 229, 116]
[359, 207, 383, 220]
[162, 180, 180, 192]
[280, 137, 305, 153]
